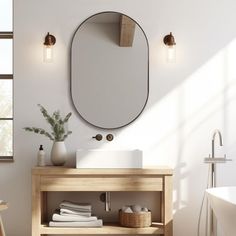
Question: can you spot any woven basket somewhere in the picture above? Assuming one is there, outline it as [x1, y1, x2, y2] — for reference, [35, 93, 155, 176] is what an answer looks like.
[119, 210, 152, 228]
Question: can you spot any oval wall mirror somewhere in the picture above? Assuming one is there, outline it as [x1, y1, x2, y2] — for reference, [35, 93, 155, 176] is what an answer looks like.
[71, 12, 149, 129]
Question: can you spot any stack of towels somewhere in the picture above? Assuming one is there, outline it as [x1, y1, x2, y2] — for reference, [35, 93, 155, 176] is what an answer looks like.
[49, 200, 103, 227]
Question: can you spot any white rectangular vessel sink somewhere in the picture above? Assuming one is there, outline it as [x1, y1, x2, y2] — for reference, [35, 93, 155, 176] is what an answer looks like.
[76, 149, 143, 168]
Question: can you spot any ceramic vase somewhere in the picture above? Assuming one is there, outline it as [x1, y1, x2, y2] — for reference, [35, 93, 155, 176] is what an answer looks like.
[51, 141, 67, 166]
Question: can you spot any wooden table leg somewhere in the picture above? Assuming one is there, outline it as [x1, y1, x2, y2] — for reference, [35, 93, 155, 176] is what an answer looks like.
[163, 175, 173, 236]
[32, 174, 41, 236]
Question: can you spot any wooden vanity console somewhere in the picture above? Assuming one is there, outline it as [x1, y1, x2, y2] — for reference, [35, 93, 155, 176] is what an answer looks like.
[32, 167, 173, 235]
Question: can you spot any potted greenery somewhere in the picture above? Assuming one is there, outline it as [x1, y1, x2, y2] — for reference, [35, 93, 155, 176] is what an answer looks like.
[23, 104, 72, 166]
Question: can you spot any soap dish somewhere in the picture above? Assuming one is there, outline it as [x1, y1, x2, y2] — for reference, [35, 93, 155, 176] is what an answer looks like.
[119, 210, 151, 228]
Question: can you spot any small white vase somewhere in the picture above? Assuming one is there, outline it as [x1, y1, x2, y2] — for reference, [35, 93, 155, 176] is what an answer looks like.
[51, 141, 67, 166]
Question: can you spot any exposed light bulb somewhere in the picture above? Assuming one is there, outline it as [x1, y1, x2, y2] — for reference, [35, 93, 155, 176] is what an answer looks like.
[166, 45, 176, 63]
[43, 45, 53, 63]
[43, 32, 56, 63]
[163, 32, 176, 63]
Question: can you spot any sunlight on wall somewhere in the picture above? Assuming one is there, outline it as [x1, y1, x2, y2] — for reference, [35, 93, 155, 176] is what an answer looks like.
[116, 37, 236, 162]
[84, 38, 236, 189]
[104, 40, 236, 235]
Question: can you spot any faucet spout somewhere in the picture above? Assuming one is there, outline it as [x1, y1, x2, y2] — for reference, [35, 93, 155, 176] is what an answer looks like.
[212, 129, 223, 158]
[212, 129, 223, 146]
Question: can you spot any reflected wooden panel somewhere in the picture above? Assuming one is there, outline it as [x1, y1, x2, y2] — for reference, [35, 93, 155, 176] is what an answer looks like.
[119, 15, 136, 47]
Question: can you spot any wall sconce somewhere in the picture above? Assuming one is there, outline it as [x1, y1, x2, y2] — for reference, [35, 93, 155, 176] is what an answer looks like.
[43, 32, 56, 63]
[163, 32, 176, 63]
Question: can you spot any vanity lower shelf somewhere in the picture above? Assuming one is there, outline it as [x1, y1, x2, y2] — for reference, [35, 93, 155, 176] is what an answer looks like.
[32, 167, 173, 236]
[40, 222, 164, 235]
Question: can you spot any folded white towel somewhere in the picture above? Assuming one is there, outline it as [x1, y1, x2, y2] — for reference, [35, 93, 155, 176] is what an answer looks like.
[52, 213, 97, 222]
[60, 208, 92, 217]
[60, 201, 92, 212]
[49, 219, 103, 227]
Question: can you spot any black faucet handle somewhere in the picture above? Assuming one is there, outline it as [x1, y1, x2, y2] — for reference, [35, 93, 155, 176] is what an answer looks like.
[92, 134, 103, 141]
[106, 134, 114, 141]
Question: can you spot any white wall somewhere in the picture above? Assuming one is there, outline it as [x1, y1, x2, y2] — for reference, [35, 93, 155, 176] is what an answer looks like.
[0, 0, 236, 235]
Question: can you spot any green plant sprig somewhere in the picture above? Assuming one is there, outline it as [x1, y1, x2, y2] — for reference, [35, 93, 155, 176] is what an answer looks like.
[23, 104, 72, 142]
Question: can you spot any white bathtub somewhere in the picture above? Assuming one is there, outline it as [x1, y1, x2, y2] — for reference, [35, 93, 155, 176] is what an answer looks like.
[206, 187, 236, 236]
